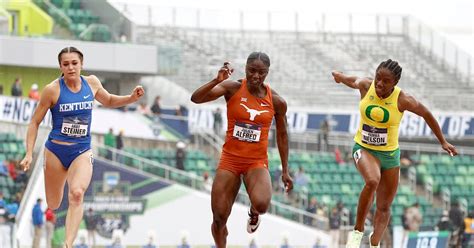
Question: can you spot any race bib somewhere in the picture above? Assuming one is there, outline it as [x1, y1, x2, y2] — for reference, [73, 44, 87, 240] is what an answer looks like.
[361, 124, 387, 146]
[61, 116, 89, 137]
[233, 122, 261, 142]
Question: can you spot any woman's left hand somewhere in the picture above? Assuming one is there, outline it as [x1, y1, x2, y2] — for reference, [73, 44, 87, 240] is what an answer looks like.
[281, 172, 294, 193]
[442, 141, 458, 156]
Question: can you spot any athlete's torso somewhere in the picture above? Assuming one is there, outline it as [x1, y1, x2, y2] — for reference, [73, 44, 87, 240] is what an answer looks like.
[48, 76, 94, 144]
[354, 81, 403, 151]
[223, 79, 275, 160]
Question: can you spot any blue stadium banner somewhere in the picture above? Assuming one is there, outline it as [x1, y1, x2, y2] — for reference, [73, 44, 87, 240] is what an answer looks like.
[0, 95, 52, 126]
[406, 231, 450, 248]
[287, 111, 474, 137]
[188, 107, 474, 137]
[2, 95, 472, 138]
[0, 96, 172, 140]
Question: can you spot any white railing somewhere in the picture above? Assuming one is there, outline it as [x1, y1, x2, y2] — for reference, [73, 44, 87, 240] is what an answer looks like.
[192, 127, 224, 154]
[14, 146, 47, 248]
[110, 3, 406, 34]
[406, 16, 473, 84]
[95, 144, 329, 230]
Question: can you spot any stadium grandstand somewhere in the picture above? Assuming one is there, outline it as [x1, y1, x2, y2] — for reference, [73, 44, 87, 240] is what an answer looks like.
[0, 0, 473, 247]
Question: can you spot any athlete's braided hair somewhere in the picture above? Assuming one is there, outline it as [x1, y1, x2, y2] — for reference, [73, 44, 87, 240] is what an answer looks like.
[247, 52, 270, 67]
[376, 59, 402, 82]
[58, 47, 84, 77]
[58, 46, 84, 64]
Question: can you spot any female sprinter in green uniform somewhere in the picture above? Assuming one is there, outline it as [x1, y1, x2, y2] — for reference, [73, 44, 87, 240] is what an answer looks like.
[332, 59, 458, 248]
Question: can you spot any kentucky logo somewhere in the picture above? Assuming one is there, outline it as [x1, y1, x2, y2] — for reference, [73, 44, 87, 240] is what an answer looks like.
[240, 103, 269, 121]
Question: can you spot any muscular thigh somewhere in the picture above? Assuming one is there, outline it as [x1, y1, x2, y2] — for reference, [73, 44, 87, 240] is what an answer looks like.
[211, 169, 242, 215]
[44, 148, 68, 207]
[67, 150, 93, 190]
[243, 167, 272, 202]
[353, 146, 381, 182]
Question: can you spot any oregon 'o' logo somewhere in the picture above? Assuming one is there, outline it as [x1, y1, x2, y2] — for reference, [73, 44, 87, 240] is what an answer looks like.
[365, 105, 390, 123]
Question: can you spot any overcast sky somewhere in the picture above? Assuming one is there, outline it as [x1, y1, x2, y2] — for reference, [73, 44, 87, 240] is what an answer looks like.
[110, 0, 473, 55]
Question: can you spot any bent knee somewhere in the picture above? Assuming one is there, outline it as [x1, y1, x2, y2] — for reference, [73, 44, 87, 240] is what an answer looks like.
[69, 188, 86, 205]
[212, 212, 230, 228]
[376, 205, 392, 213]
[46, 199, 61, 210]
[252, 200, 270, 214]
[365, 178, 380, 190]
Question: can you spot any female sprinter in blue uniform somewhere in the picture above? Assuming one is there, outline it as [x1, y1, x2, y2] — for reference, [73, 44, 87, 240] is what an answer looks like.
[20, 47, 144, 247]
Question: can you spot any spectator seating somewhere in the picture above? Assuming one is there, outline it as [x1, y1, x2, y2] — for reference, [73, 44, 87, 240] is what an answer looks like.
[105, 145, 454, 230]
[0, 132, 27, 203]
[33, 0, 111, 42]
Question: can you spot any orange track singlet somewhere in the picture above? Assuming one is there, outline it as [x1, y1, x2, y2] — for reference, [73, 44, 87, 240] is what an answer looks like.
[222, 79, 275, 161]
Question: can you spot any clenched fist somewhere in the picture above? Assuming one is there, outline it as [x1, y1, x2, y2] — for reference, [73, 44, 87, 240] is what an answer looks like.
[130, 85, 145, 101]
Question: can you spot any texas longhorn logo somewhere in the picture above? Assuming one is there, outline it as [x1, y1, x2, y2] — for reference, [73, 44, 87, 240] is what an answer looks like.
[240, 103, 269, 121]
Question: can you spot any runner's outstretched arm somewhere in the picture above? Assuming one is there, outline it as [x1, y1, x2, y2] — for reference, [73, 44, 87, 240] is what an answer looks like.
[399, 92, 458, 156]
[87, 75, 144, 108]
[273, 91, 293, 192]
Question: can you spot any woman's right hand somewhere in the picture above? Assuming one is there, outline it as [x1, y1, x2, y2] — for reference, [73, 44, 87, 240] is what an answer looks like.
[331, 70, 344, 83]
[20, 154, 33, 171]
[216, 62, 234, 83]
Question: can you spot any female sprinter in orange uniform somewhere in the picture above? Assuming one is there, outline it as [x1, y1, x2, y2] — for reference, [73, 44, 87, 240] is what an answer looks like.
[191, 52, 293, 248]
